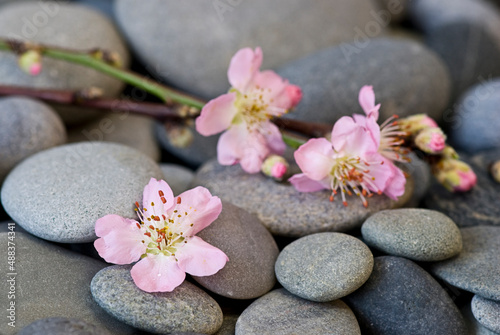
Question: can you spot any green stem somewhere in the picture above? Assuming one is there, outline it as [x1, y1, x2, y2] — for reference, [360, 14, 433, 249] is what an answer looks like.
[282, 133, 306, 149]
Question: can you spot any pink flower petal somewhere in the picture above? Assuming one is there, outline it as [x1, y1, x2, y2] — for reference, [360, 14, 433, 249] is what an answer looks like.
[176, 236, 228, 277]
[195, 92, 238, 136]
[251, 70, 293, 112]
[94, 214, 146, 264]
[228, 47, 263, 92]
[286, 85, 303, 108]
[332, 117, 378, 155]
[289, 173, 328, 192]
[261, 122, 286, 155]
[331, 116, 359, 151]
[294, 138, 335, 181]
[142, 178, 175, 213]
[382, 160, 406, 200]
[358, 85, 379, 119]
[362, 154, 394, 194]
[131, 254, 186, 292]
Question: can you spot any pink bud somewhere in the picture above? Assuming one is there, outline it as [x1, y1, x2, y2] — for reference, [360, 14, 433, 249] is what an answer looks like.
[434, 158, 476, 192]
[399, 114, 438, 135]
[415, 127, 446, 154]
[286, 85, 303, 107]
[18, 50, 42, 76]
[29, 63, 42, 76]
[261, 155, 289, 180]
[271, 162, 288, 179]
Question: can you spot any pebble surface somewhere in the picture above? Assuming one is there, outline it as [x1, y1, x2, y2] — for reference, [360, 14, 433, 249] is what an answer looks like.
[472, 295, 500, 333]
[17, 318, 112, 335]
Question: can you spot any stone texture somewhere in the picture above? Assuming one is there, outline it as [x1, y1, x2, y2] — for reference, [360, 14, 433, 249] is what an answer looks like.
[472, 295, 500, 333]
[18, 317, 112, 335]
[344, 256, 468, 335]
[192, 159, 412, 237]
[0, 2, 130, 125]
[91, 265, 223, 335]
[0, 96, 66, 184]
[215, 315, 238, 335]
[425, 150, 500, 228]
[400, 152, 431, 207]
[68, 112, 160, 161]
[1, 142, 163, 243]
[194, 202, 279, 299]
[449, 79, 500, 153]
[235, 288, 361, 335]
[430, 226, 500, 301]
[0, 230, 134, 335]
[160, 163, 195, 196]
[376, 0, 410, 22]
[361, 208, 462, 261]
[275, 233, 373, 302]
[463, 302, 500, 335]
[115, 0, 386, 99]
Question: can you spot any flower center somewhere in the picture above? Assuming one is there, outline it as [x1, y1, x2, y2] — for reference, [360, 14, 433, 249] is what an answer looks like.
[231, 86, 276, 131]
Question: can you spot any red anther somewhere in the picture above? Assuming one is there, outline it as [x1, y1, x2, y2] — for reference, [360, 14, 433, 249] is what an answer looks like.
[363, 201, 368, 208]
[154, 216, 160, 221]
[343, 201, 348, 207]
[161, 197, 166, 204]
[149, 225, 154, 230]
[392, 121, 398, 126]
[362, 189, 367, 196]
[156, 237, 162, 242]
[368, 193, 374, 198]
[329, 195, 334, 202]
[333, 190, 338, 195]
[381, 161, 385, 165]
[364, 162, 370, 166]
[158, 190, 164, 197]
[393, 114, 399, 119]
[162, 214, 166, 220]
[377, 190, 383, 195]
[135, 201, 140, 208]
[347, 191, 353, 196]
[144, 232, 151, 237]
[404, 172, 410, 178]
[136, 223, 141, 229]
[177, 197, 182, 204]
[157, 245, 161, 250]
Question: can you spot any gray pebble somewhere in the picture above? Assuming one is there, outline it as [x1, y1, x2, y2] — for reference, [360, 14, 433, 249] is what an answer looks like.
[472, 295, 500, 333]
[275, 233, 373, 302]
[17, 317, 112, 335]
[400, 152, 431, 207]
[362, 208, 462, 261]
[160, 163, 195, 195]
[1, 142, 163, 243]
[91, 265, 223, 335]
[462, 302, 500, 335]
[215, 314, 238, 335]
[235, 288, 361, 335]
[0, 96, 66, 184]
[194, 202, 279, 299]
[430, 226, 500, 301]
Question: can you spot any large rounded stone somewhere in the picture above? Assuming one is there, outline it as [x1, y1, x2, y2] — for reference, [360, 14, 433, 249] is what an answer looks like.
[275, 233, 373, 302]
[0, 142, 163, 243]
[18, 318, 112, 335]
[361, 208, 463, 261]
[0, 2, 130, 125]
[472, 295, 500, 333]
[430, 226, 500, 301]
[194, 202, 279, 299]
[0, 96, 66, 184]
[235, 289, 361, 335]
[192, 159, 412, 237]
[344, 256, 468, 335]
[91, 265, 223, 335]
[160, 163, 195, 196]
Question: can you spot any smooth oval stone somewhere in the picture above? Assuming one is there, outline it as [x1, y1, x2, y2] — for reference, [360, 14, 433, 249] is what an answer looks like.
[194, 202, 279, 299]
[275, 233, 373, 302]
[0, 2, 130, 125]
[449, 79, 500, 153]
[462, 302, 500, 335]
[192, 159, 412, 237]
[344, 256, 468, 335]
[0, 142, 163, 243]
[91, 265, 223, 335]
[215, 315, 238, 335]
[430, 226, 500, 301]
[399, 152, 431, 207]
[235, 288, 361, 335]
[0, 230, 134, 335]
[115, 0, 386, 99]
[0, 97, 66, 184]
[160, 163, 195, 196]
[362, 208, 462, 261]
[18, 317, 112, 335]
[472, 295, 500, 333]
[425, 150, 500, 228]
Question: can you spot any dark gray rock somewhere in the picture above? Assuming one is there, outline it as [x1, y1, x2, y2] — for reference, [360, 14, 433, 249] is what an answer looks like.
[235, 288, 361, 335]
[430, 226, 500, 301]
[344, 256, 468, 335]
[472, 295, 500, 333]
[449, 79, 500, 153]
[215, 315, 238, 335]
[0, 2, 130, 125]
[0, 231, 134, 335]
[400, 152, 431, 207]
[18, 317, 112, 335]
[425, 150, 500, 228]
[115, 0, 386, 99]
[91, 265, 223, 335]
[0, 97, 66, 184]
[361, 208, 462, 261]
[1, 142, 163, 243]
[376, 0, 410, 22]
[160, 163, 195, 195]
[409, 0, 500, 99]
[275, 233, 373, 302]
[194, 202, 278, 299]
[192, 159, 413, 237]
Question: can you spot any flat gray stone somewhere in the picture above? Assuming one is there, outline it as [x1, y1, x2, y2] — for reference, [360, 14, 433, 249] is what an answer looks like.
[344, 256, 468, 335]
[361, 208, 463, 261]
[1, 142, 163, 243]
[91, 265, 223, 335]
[0, 96, 66, 184]
[449, 79, 500, 153]
[0, 2, 130, 125]
[115, 0, 386, 99]
[192, 159, 412, 237]
[0, 230, 134, 335]
[194, 202, 279, 299]
[235, 288, 361, 335]
[425, 150, 500, 227]
[462, 302, 500, 335]
[18, 317, 112, 335]
[160, 163, 195, 196]
[472, 295, 500, 333]
[275, 233, 373, 302]
[430, 226, 500, 301]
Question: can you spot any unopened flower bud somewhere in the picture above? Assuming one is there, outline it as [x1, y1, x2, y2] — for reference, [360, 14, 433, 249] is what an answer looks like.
[490, 160, 500, 183]
[166, 125, 194, 148]
[434, 158, 477, 192]
[261, 155, 289, 180]
[441, 145, 459, 159]
[399, 114, 438, 135]
[415, 127, 446, 154]
[18, 50, 42, 76]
